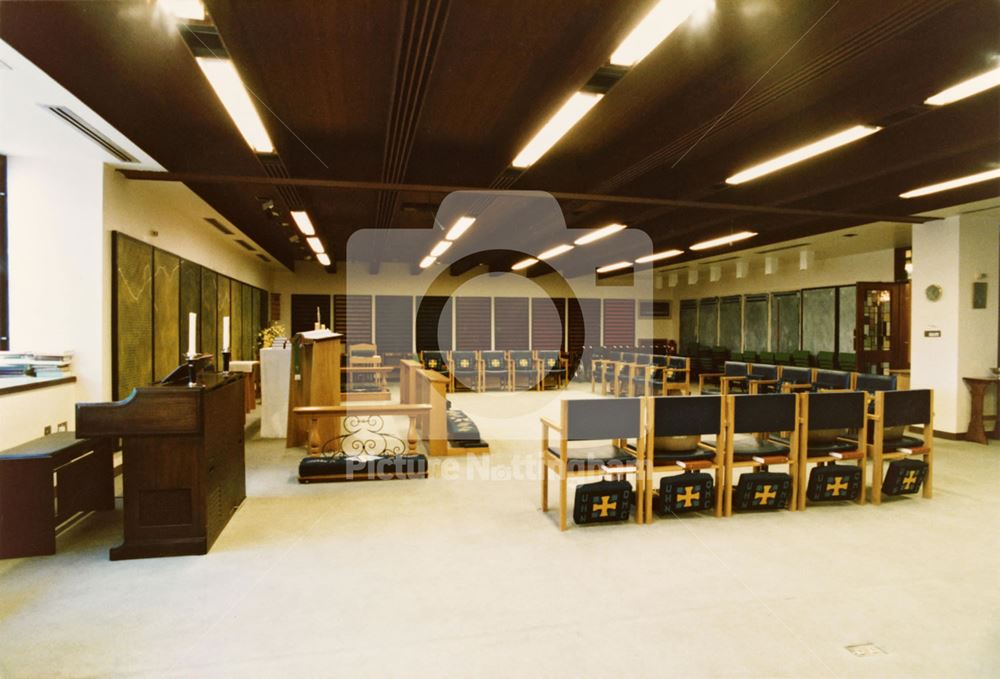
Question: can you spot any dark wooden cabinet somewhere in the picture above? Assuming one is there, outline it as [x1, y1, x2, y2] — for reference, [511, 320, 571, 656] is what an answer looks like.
[76, 373, 245, 560]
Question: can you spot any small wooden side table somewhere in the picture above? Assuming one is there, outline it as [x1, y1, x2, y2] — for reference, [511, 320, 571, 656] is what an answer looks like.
[962, 377, 1000, 445]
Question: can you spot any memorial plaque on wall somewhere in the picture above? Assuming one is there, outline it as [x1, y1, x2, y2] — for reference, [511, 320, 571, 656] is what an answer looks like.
[114, 234, 153, 400]
[217, 276, 231, 359]
[201, 268, 218, 368]
[153, 249, 180, 382]
[179, 259, 201, 354]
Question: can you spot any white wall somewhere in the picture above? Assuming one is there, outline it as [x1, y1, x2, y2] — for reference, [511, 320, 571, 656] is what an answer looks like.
[0, 382, 76, 444]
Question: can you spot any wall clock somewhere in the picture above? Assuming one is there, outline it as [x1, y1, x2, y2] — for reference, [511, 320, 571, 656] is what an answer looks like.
[925, 284, 943, 302]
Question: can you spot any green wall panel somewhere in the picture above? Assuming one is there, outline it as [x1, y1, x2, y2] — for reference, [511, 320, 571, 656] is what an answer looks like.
[201, 268, 218, 368]
[771, 293, 801, 353]
[114, 235, 153, 400]
[179, 260, 201, 355]
[153, 249, 180, 381]
[679, 301, 697, 350]
[251, 286, 260, 358]
[743, 296, 769, 353]
[217, 276, 231, 356]
[719, 297, 742, 351]
[698, 298, 718, 346]
[230, 280, 243, 360]
[802, 287, 836, 353]
[838, 286, 856, 354]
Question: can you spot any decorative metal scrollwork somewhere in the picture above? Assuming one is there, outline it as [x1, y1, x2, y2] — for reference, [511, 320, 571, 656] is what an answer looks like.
[320, 414, 408, 459]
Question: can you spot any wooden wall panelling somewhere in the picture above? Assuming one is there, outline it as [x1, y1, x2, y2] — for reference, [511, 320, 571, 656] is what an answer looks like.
[152, 249, 180, 382]
[334, 294, 373, 345]
[603, 298, 636, 346]
[113, 233, 153, 400]
[230, 279, 243, 361]
[179, 259, 201, 356]
[290, 294, 331, 335]
[495, 297, 529, 350]
[567, 297, 600, 351]
[455, 297, 491, 350]
[217, 276, 231, 358]
[200, 268, 218, 369]
[242, 283, 253, 359]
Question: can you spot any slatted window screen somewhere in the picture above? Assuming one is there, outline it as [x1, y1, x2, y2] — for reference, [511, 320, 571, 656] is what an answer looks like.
[290, 294, 331, 336]
[416, 296, 452, 352]
[455, 297, 491, 350]
[375, 295, 413, 353]
[495, 297, 529, 349]
[334, 294, 372, 344]
[602, 299, 635, 346]
[568, 297, 601, 350]
[531, 297, 564, 350]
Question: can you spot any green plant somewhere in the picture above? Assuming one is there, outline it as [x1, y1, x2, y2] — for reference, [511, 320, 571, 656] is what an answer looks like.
[258, 321, 287, 349]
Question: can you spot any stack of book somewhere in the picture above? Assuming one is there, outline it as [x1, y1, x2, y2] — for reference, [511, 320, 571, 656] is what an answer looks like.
[0, 351, 74, 377]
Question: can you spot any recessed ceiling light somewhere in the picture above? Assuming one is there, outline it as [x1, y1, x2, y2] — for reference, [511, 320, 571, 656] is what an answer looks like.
[690, 231, 756, 251]
[596, 261, 634, 273]
[446, 216, 475, 240]
[430, 240, 452, 257]
[725, 125, 881, 185]
[160, 0, 205, 21]
[610, 0, 710, 67]
[290, 210, 315, 236]
[511, 258, 538, 271]
[574, 223, 627, 245]
[195, 57, 274, 153]
[511, 92, 603, 168]
[316, 253, 331, 267]
[537, 244, 574, 260]
[419, 256, 437, 269]
[635, 249, 684, 263]
[306, 236, 324, 254]
[899, 168, 1000, 198]
[925, 65, 1000, 106]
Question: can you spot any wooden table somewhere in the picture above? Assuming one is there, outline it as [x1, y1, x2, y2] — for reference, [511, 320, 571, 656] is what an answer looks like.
[962, 377, 1000, 445]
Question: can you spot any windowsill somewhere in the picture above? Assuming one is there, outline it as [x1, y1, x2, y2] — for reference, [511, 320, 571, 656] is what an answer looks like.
[0, 374, 76, 396]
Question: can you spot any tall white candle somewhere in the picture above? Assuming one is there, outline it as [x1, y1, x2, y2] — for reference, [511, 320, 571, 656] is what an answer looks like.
[222, 316, 230, 351]
[187, 312, 197, 357]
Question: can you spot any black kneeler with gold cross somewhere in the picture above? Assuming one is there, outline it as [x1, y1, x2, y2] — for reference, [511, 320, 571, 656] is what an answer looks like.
[657, 471, 714, 515]
[806, 464, 862, 502]
[882, 458, 929, 496]
[573, 480, 632, 524]
[733, 471, 792, 511]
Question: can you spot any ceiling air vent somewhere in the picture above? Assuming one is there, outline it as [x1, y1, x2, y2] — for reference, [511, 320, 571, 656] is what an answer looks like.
[204, 217, 233, 235]
[256, 254, 270, 262]
[234, 239, 255, 251]
[44, 106, 139, 163]
[756, 242, 810, 255]
[872, 105, 932, 129]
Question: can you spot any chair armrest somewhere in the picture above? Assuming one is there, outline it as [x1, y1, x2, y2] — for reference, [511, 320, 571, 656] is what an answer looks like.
[781, 382, 813, 392]
[540, 417, 562, 432]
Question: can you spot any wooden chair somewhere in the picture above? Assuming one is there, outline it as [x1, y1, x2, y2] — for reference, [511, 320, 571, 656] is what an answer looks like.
[640, 395, 725, 521]
[813, 368, 853, 391]
[866, 389, 934, 505]
[721, 393, 800, 516]
[618, 353, 651, 395]
[837, 352, 858, 371]
[590, 349, 620, 393]
[480, 350, 510, 391]
[791, 350, 812, 367]
[541, 398, 643, 531]
[632, 355, 664, 396]
[855, 373, 897, 393]
[420, 350, 450, 379]
[660, 356, 692, 395]
[758, 351, 776, 365]
[699, 360, 749, 395]
[796, 391, 868, 510]
[776, 366, 813, 392]
[774, 352, 793, 366]
[537, 350, 569, 390]
[746, 363, 779, 394]
[449, 351, 481, 392]
[510, 350, 540, 391]
[816, 351, 837, 370]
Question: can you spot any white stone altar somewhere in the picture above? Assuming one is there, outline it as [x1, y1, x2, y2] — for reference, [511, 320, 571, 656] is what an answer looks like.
[259, 347, 291, 438]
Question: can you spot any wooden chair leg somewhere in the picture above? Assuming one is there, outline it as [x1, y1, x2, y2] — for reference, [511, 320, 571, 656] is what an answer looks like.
[923, 452, 933, 499]
[857, 457, 867, 505]
[713, 464, 723, 517]
[559, 475, 568, 531]
[541, 459, 549, 512]
[871, 453, 883, 505]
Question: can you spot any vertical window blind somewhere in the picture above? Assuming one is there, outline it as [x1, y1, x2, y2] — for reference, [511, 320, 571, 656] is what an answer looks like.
[375, 295, 413, 353]
[568, 297, 601, 351]
[455, 296, 491, 350]
[531, 297, 564, 350]
[602, 299, 635, 346]
[416, 296, 452, 352]
[334, 294, 373, 344]
[494, 297, 529, 349]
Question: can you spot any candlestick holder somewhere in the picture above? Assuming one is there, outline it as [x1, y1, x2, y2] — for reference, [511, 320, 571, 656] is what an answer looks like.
[222, 350, 231, 374]
[187, 356, 198, 388]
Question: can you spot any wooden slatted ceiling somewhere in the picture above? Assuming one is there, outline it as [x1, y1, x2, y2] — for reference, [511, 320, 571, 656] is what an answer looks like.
[494, 297, 528, 350]
[290, 294, 331, 336]
[416, 296, 452, 352]
[455, 297, 491, 351]
[568, 297, 601, 351]
[375, 295, 413, 354]
[334, 294, 372, 344]
[603, 299, 635, 346]
[531, 297, 565, 351]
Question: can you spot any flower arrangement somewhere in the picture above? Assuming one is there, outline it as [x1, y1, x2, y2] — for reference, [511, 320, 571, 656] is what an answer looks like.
[258, 321, 287, 349]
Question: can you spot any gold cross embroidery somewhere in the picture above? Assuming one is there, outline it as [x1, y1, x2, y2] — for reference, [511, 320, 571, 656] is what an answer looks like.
[826, 476, 849, 496]
[428, 360, 437, 368]
[519, 359, 528, 366]
[460, 359, 469, 367]
[902, 470, 918, 490]
[754, 485, 777, 505]
[593, 496, 617, 517]
[677, 486, 700, 508]
[491, 359, 500, 367]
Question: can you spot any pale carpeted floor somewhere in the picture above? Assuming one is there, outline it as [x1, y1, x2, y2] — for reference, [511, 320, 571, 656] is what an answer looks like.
[1, 383, 998, 678]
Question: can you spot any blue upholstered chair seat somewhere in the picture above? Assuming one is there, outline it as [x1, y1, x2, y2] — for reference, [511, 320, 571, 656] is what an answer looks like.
[546, 444, 636, 471]
[649, 448, 716, 465]
[704, 436, 790, 460]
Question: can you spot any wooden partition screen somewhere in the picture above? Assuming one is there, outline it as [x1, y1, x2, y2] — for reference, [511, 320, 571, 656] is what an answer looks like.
[334, 294, 373, 344]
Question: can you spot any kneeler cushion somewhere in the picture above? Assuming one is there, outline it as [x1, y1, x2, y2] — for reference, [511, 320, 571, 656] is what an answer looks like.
[574, 480, 632, 525]
[806, 465, 862, 501]
[446, 409, 487, 447]
[657, 472, 714, 515]
[298, 455, 428, 482]
[882, 458, 928, 496]
[733, 472, 791, 510]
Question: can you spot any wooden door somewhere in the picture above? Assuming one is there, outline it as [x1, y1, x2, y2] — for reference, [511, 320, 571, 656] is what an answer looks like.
[855, 282, 910, 374]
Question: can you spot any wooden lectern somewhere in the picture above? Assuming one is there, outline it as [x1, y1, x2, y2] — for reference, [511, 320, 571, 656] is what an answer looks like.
[76, 361, 246, 560]
[286, 330, 342, 448]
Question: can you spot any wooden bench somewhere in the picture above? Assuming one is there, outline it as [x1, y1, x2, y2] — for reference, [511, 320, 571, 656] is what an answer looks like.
[0, 432, 114, 559]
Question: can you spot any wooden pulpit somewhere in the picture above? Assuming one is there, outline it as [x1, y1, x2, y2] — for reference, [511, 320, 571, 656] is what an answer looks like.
[286, 330, 342, 448]
[76, 363, 246, 560]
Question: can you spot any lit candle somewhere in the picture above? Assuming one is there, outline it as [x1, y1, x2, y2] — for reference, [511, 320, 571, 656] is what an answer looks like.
[316, 306, 321, 322]
[222, 316, 230, 351]
[187, 312, 197, 357]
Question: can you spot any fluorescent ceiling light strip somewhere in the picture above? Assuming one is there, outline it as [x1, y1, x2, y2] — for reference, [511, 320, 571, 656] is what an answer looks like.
[306, 237, 324, 254]
[537, 244, 573, 260]
[160, 0, 205, 20]
[925, 66, 1000, 106]
[690, 231, 756, 251]
[512, 92, 603, 168]
[511, 258, 538, 271]
[430, 240, 452, 257]
[574, 223, 627, 245]
[635, 249, 684, 263]
[899, 168, 1000, 198]
[196, 57, 274, 153]
[419, 256, 437, 269]
[316, 253, 331, 267]
[446, 216, 475, 240]
[596, 261, 633, 273]
[725, 125, 881, 185]
[610, 0, 706, 67]
[290, 210, 315, 236]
